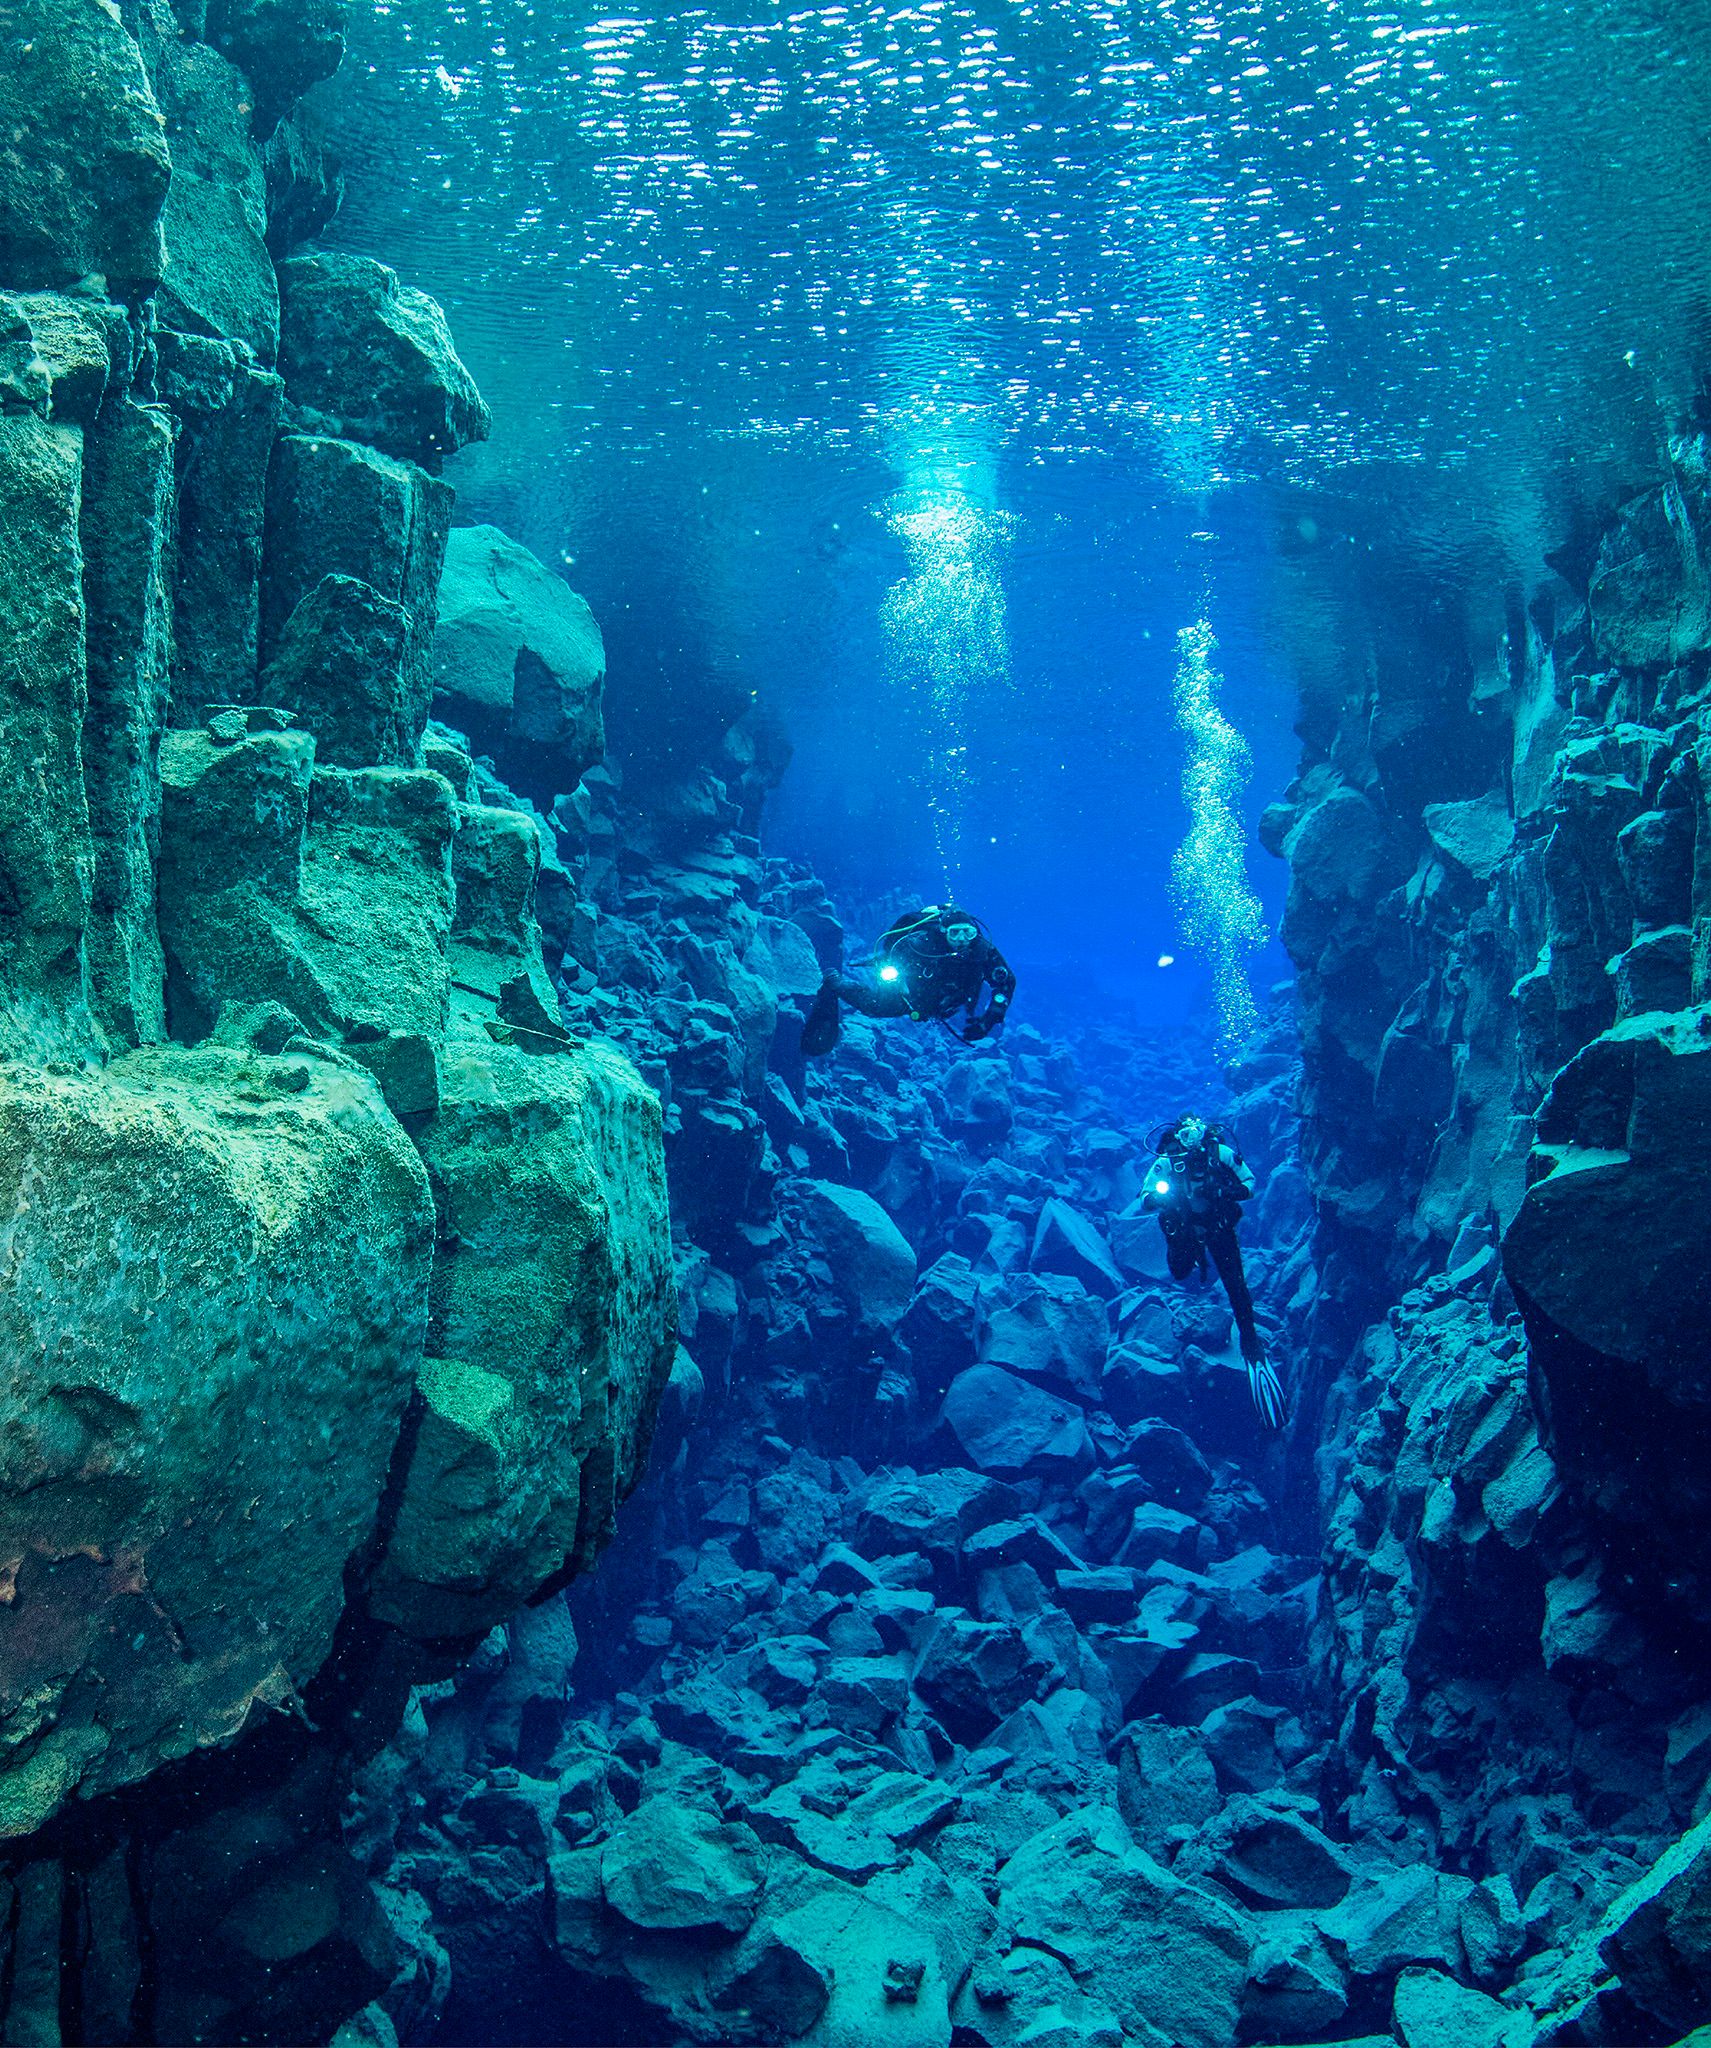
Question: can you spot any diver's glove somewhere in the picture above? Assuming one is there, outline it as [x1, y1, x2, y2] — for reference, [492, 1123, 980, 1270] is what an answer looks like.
[961, 1015, 993, 1044]
[1247, 1353, 1287, 1432]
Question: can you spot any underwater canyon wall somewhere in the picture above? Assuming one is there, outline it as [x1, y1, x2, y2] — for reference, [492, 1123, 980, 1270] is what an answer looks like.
[0, 4, 675, 2039]
[1267, 447, 1711, 2040]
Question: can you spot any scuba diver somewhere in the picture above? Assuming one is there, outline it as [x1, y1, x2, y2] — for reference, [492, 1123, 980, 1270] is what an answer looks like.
[801, 903, 1016, 1057]
[1143, 1114, 1287, 1431]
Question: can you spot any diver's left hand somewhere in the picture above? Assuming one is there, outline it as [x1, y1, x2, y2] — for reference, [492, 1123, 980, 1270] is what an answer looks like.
[961, 1017, 992, 1043]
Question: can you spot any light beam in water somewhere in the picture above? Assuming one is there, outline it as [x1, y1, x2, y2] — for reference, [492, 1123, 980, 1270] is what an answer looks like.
[1170, 619, 1267, 1051]
[879, 427, 1011, 889]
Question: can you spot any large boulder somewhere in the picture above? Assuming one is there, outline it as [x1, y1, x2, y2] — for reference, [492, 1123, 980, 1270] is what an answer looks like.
[0, 1044, 433, 1837]
[799, 1180, 917, 1331]
[981, 1273, 1107, 1401]
[0, 410, 102, 1059]
[1590, 472, 1711, 670]
[276, 253, 489, 468]
[152, 33, 279, 360]
[996, 1807, 1252, 2048]
[370, 1030, 675, 1638]
[943, 1365, 1095, 1478]
[262, 432, 453, 724]
[902, 1252, 986, 1400]
[1422, 791, 1514, 884]
[740, 1856, 956, 2048]
[156, 330, 284, 720]
[1030, 1199, 1123, 1299]
[80, 392, 176, 1048]
[157, 719, 457, 1113]
[600, 1801, 763, 1937]
[1392, 1968, 1523, 2048]
[744, 914, 824, 1003]
[258, 572, 418, 769]
[914, 1614, 1050, 1742]
[431, 524, 606, 793]
[0, 0, 171, 293]
[952, 1942, 1126, 2047]
[1504, 1008, 1711, 1574]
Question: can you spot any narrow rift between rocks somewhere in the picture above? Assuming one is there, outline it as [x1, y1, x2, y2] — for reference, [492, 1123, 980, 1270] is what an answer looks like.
[2, 1, 1711, 2045]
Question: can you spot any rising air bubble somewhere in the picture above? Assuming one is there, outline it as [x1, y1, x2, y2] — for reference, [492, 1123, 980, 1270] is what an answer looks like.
[880, 461, 1011, 887]
[1170, 618, 1266, 1051]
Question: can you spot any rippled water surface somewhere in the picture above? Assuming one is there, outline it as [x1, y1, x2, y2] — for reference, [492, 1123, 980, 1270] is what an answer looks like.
[315, 0, 1711, 1005]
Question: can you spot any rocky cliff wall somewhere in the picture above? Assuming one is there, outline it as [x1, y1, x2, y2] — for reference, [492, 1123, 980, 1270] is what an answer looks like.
[1268, 442, 1711, 2043]
[0, 5, 675, 2041]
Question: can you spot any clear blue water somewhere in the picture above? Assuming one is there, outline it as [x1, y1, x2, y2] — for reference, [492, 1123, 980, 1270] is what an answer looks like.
[312, 0, 1711, 1025]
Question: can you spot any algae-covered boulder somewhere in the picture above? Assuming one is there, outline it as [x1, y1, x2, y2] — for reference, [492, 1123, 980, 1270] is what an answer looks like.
[0, 1043, 433, 1836]
[0, 0, 172, 293]
[157, 329, 285, 719]
[157, 718, 457, 1112]
[263, 432, 454, 719]
[81, 393, 176, 1049]
[259, 572, 417, 769]
[152, 32, 279, 360]
[431, 525, 606, 789]
[1, 290, 128, 423]
[370, 1028, 674, 1639]
[0, 410, 101, 1061]
[277, 253, 490, 468]
[360, 752, 673, 1636]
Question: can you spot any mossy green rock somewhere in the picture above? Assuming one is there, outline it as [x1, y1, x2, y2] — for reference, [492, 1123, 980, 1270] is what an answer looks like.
[259, 572, 417, 769]
[432, 525, 605, 783]
[153, 31, 278, 359]
[0, 1043, 433, 1836]
[276, 253, 490, 468]
[372, 1031, 675, 1637]
[81, 394, 177, 1048]
[0, 411, 101, 1061]
[158, 722, 456, 1108]
[0, 0, 172, 293]
[263, 433, 453, 719]
[157, 330, 285, 718]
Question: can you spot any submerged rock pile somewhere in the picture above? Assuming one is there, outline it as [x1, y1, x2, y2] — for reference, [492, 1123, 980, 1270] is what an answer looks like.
[338, 466, 1711, 2045]
[345, 812, 1338, 2047]
[0, 4, 673, 2041]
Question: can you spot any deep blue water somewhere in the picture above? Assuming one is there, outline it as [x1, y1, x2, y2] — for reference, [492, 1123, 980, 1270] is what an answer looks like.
[311, 0, 1711, 1031]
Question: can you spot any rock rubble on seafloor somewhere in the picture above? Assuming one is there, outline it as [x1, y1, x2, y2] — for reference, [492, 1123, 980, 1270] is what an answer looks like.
[330, 448, 1711, 2048]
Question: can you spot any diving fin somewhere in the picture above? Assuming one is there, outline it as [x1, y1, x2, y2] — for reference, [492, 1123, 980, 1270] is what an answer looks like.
[800, 982, 842, 1058]
[1247, 1353, 1287, 1431]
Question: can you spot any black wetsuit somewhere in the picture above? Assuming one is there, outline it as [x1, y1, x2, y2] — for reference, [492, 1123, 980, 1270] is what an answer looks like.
[805, 905, 1016, 1053]
[1143, 1126, 1262, 1361]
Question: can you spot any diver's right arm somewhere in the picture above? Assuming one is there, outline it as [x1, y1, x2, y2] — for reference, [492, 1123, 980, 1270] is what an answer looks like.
[1141, 1154, 1174, 1210]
